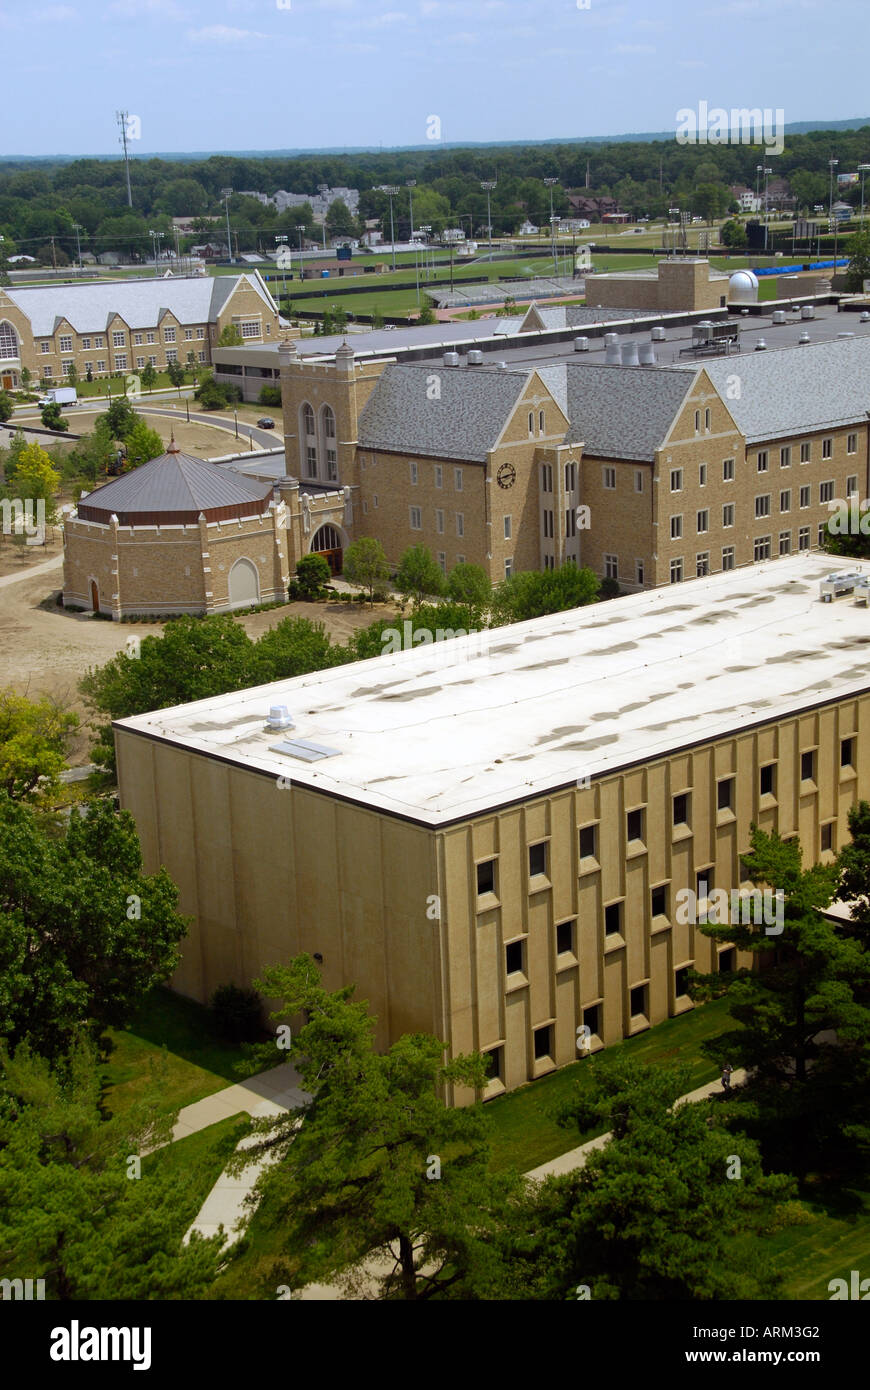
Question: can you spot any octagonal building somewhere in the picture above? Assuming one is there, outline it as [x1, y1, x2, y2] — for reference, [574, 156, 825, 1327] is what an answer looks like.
[62, 439, 291, 619]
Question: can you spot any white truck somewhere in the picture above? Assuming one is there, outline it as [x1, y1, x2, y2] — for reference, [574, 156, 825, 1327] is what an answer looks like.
[38, 386, 78, 407]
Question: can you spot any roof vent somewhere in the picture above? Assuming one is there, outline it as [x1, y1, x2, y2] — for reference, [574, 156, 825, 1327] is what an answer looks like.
[799, 331, 811, 344]
[620, 340, 640, 366]
[267, 704, 295, 730]
[800, 305, 815, 319]
[772, 309, 787, 324]
[754, 338, 767, 351]
[573, 336, 590, 352]
[838, 331, 855, 338]
[443, 351, 460, 367]
[638, 342, 656, 366]
[651, 326, 667, 341]
[860, 311, 870, 322]
[270, 738, 339, 762]
[496, 360, 508, 369]
[467, 349, 484, 365]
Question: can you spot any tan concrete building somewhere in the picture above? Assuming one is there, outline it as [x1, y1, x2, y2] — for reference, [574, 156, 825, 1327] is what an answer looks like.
[0, 272, 281, 390]
[277, 334, 870, 592]
[584, 258, 730, 313]
[62, 439, 290, 618]
[115, 553, 870, 1102]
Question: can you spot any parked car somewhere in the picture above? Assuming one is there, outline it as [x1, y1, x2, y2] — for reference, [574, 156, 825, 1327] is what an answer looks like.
[257, 417, 275, 429]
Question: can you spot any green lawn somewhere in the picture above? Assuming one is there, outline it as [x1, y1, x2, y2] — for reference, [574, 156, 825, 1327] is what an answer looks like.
[486, 996, 732, 1174]
[769, 1178, 870, 1299]
[101, 986, 259, 1121]
[143, 1111, 251, 1233]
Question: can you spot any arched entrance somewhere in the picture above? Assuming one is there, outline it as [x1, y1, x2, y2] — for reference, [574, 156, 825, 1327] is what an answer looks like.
[89, 579, 100, 611]
[228, 557, 260, 609]
[311, 523, 343, 576]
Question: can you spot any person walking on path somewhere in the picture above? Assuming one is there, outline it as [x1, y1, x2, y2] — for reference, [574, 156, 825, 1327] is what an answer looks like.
[721, 1062, 733, 1093]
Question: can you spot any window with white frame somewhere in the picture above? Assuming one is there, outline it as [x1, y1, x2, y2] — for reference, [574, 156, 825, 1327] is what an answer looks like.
[800, 485, 810, 508]
[504, 515, 512, 540]
[198, 350, 206, 363]
[81, 337, 91, 350]
[240, 321, 260, 338]
[164, 327, 176, 343]
[694, 410, 700, 432]
[757, 450, 769, 472]
[822, 437, 833, 459]
[696, 509, 709, 534]
[146, 332, 155, 344]
[454, 468, 463, 491]
[437, 552, 446, 573]
[43, 365, 53, 377]
[40, 342, 50, 354]
[670, 514, 683, 540]
[604, 554, 618, 579]
[800, 441, 811, 462]
[670, 468, 682, 492]
[704, 408, 711, 431]
[149, 355, 158, 367]
[722, 458, 735, 481]
[165, 349, 177, 364]
[636, 559, 645, 585]
[602, 466, 616, 490]
[780, 446, 791, 468]
[114, 354, 128, 371]
[722, 546, 735, 571]
[634, 469, 644, 493]
[456, 513, 464, 537]
[779, 531, 792, 555]
[541, 463, 553, 492]
[136, 357, 144, 369]
[61, 360, 73, 375]
[820, 480, 835, 503]
[780, 490, 791, 512]
[847, 475, 858, 497]
[197, 327, 205, 338]
[848, 433, 858, 454]
[434, 465, 442, 489]
[670, 558, 683, 583]
[133, 334, 142, 346]
[754, 535, 772, 561]
[755, 494, 771, 518]
[112, 331, 125, 348]
[699, 463, 707, 487]
[58, 335, 72, 353]
[436, 509, 444, 534]
[410, 506, 422, 530]
[798, 526, 810, 550]
[185, 329, 193, 340]
[409, 461, 418, 485]
[722, 503, 734, 527]
[505, 558, 513, 578]
[696, 552, 709, 577]
[96, 360, 105, 372]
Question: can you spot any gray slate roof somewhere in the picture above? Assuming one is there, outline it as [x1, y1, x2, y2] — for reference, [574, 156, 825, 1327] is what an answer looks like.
[695, 336, 870, 444]
[539, 362, 698, 461]
[5, 273, 274, 337]
[80, 450, 273, 518]
[358, 363, 531, 462]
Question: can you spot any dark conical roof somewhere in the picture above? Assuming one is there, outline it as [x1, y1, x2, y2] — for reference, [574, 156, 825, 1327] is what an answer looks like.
[77, 448, 274, 526]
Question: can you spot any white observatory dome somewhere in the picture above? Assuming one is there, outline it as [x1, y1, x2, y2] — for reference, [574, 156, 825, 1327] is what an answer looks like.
[729, 269, 759, 304]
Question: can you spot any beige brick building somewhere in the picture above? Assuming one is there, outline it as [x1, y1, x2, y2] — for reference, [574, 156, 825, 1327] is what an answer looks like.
[115, 554, 870, 1101]
[585, 258, 731, 313]
[0, 272, 281, 390]
[279, 334, 870, 591]
[62, 439, 290, 618]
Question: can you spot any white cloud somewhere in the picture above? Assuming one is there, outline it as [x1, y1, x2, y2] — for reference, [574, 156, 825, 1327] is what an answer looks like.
[187, 23, 268, 40]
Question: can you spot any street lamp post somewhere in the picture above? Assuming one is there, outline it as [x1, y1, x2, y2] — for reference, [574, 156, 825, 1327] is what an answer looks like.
[149, 229, 164, 275]
[379, 186, 399, 272]
[763, 166, 773, 251]
[72, 223, 83, 273]
[317, 184, 330, 251]
[407, 180, 419, 305]
[419, 225, 432, 282]
[480, 180, 496, 254]
[275, 236, 288, 304]
[858, 164, 870, 224]
[221, 188, 233, 264]
[829, 158, 839, 268]
[544, 178, 559, 275]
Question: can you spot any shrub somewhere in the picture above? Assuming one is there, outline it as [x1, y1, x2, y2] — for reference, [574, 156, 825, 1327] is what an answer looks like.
[599, 576, 622, 600]
[295, 552, 331, 599]
[258, 385, 282, 407]
[210, 983, 264, 1042]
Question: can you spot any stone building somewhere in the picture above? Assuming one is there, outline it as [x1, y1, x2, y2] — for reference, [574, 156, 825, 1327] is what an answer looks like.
[584, 258, 730, 313]
[62, 439, 290, 618]
[114, 553, 870, 1100]
[0, 271, 281, 391]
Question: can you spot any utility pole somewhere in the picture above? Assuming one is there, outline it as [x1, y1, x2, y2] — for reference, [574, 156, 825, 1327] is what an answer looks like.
[50, 236, 57, 271]
[116, 111, 133, 207]
[586, 158, 590, 190]
[407, 180, 419, 305]
[221, 188, 233, 264]
[545, 177, 558, 276]
[72, 223, 82, 272]
[379, 186, 399, 272]
[481, 180, 496, 255]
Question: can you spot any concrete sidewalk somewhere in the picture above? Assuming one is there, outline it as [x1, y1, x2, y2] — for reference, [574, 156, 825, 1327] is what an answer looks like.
[0, 552, 63, 589]
[170, 1060, 308, 1143]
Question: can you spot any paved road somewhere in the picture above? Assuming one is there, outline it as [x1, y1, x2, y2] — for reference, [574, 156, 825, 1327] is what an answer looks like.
[142, 404, 280, 451]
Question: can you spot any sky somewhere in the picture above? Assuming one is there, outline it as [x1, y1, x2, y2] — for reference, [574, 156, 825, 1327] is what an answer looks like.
[1, 0, 868, 158]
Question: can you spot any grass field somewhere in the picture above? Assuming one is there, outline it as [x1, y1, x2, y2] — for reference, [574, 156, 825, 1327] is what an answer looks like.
[101, 986, 258, 1121]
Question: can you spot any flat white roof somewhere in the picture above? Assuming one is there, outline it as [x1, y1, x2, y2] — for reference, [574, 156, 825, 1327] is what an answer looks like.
[116, 555, 870, 827]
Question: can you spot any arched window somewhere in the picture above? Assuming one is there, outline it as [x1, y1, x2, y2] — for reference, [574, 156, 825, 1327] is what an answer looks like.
[301, 402, 317, 477]
[321, 405, 337, 482]
[0, 322, 19, 360]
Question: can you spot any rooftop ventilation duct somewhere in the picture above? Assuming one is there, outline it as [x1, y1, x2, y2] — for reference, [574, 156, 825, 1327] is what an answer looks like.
[754, 339, 767, 351]
[838, 331, 855, 338]
[651, 326, 667, 341]
[620, 341, 640, 366]
[638, 342, 656, 365]
[861, 311, 870, 322]
[267, 705, 295, 730]
[604, 341, 621, 365]
[467, 349, 484, 365]
[799, 331, 811, 344]
[604, 332, 619, 346]
[800, 305, 815, 319]
[772, 310, 787, 324]
[573, 336, 590, 352]
[443, 351, 460, 367]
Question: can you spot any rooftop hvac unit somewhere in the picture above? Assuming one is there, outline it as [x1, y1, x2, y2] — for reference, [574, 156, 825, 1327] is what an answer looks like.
[772, 310, 787, 324]
[467, 349, 484, 365]
[604, 332, 619, 347]
[820, 572, 864, 602]
[604, 342, 621, 365]
[573, 336, 590, 352]
[799, 331, 811, 344]
[801, 305, 815, 319]
[496, 360, 508, 369]
[443, 351, 460, 367]
[638, 342, 656, 365]
[620, 341, 640, 366]
[267, 705, 295, 730]
[861, 311, 870, 322]
[754, 339, 767, 350]
[651, 326, 667, 341]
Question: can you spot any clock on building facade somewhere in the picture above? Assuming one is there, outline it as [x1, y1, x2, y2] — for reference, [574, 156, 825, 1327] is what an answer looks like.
[496, 462, 516, 490]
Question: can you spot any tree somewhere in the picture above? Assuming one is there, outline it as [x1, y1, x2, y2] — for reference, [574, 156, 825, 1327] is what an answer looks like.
[98, 395, 137, 441]
[325, 198, 359, 239]
[446, 562, 491, 612]
[845, 226, 870, 291]
[518, 1057, 800, 1301]
[0, 690, 76, 801]
[720, 218, 748, 248]
[66, 362, 78, 388]
[0, 1041, 223, 1299]
[371, 309, 385, 330]
[294, 552, 331, 599]
[0, 390, 13, 424]
[0, 794, 189, 1058]
[395, 544, 446, 605]
[12, 439, 60, 522]
[185, 351, 198, 380]
[141, 362, 158, 394]
[217, 324, 244, 347]
[491, 563, 599, 624]
[19, 367, 31, 392]
[692, 182, 731, 224]
[195, 376, 229, 410]
[254, 616, 344, 681]
[166, 360, 186, 394]
[349, 601, 480, 661]
[124, 418, 165, 470]
[694, 825, 870, 1172]
[836, 800, 870, 951]
[343, 537, 390, 605]
[80, 614, 258, 772]
[40, 402, 68, 433]
[237, 957, 519, 1299]
[416, 305, 437, 325]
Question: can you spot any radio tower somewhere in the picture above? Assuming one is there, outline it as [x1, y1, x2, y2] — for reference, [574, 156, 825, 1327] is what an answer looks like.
[116, 110, 133, 207]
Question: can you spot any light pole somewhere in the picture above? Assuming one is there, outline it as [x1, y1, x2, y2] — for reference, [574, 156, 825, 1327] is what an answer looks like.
[480, 180, 496, 254]
[379, 186, 399, 272]
[221, 187, 233, 263]
[407, 180, 419, 304]
[72, 222, 83, 273]
[317, 184, 329, 251]
[544, 177, 558, 275]
[859, 164, 870, 224]
[829, 158, 839, 267]
[420, 225, 432, 282]
[149, 230, 164, 275]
